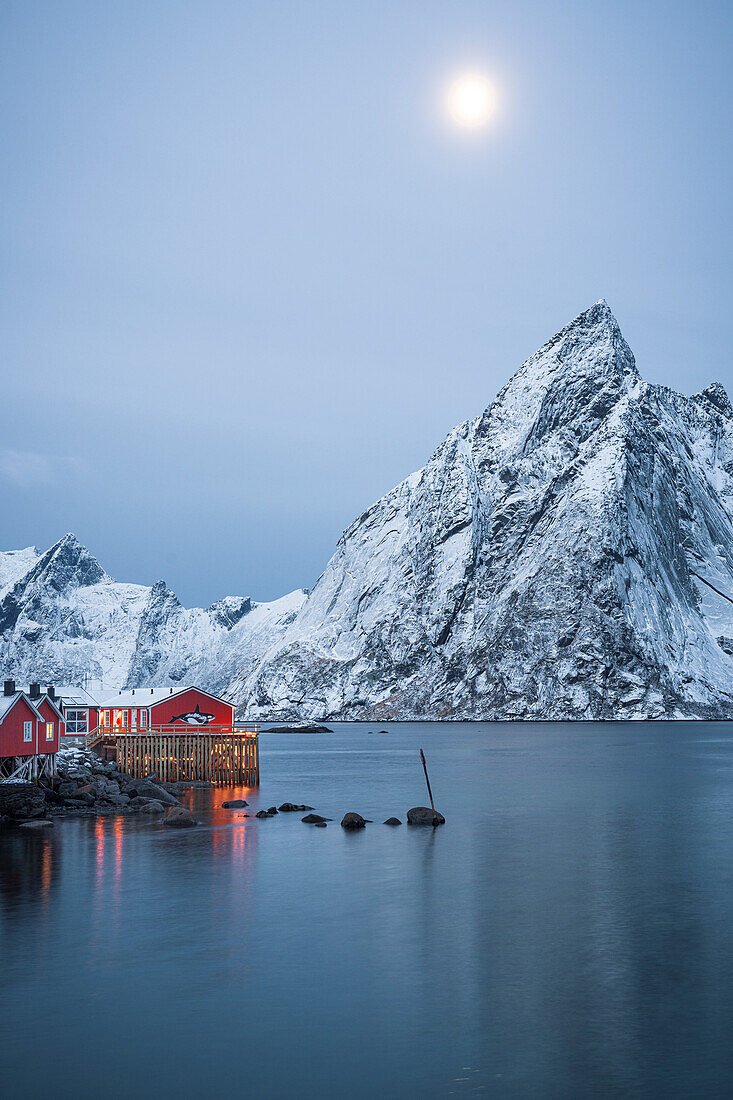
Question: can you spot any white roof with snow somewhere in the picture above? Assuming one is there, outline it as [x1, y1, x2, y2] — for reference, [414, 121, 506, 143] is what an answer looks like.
[55, 685, 105, 707]
[98, 686, 232, 708]
[0, 692, 42, 722]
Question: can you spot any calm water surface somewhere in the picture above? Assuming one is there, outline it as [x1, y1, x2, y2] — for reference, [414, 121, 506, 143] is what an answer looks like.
[2, 721, 733, 1099]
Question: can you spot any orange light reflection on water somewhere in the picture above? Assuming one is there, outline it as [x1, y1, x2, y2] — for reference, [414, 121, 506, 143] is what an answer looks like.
[40, 839, 52, 905]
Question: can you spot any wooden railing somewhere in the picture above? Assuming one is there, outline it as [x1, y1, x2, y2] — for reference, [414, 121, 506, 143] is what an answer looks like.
[84, 725, 260, 785]
[86, 723, 258, 748]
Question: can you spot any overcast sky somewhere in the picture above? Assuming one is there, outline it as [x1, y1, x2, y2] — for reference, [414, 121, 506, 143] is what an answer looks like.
[1, 1, 731, 606]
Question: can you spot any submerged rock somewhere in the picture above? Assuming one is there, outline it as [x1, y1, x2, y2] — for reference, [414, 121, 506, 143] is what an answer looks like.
[255, 810, 271, 819]
[126, 780, 180, 807]
[133, 799, 165, 815]
[341, 812, 367, 829]
[278, 803, 314, 812]
[383, 817, 402, 826]
[19, 818, 54, 829]
[406, 806, 445, 826]
[162, 806, 197, 828]
[221, 799, 248, 808]
[302, 813, 331, 824]
[313, 821, 327, 828]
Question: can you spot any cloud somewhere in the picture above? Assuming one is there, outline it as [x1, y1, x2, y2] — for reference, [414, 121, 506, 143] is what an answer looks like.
[0, 450, 88, 489]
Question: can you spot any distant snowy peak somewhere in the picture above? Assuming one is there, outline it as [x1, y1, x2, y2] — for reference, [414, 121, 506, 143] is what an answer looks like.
[0, 533, 307, 696]
[28, 533, 109, 591]
[696, 382, 733, 418]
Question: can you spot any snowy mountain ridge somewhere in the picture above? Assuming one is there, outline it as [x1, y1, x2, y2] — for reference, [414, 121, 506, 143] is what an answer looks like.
[3, 301, 733, 719]
[232, 300, 733, 720]
[0, 533, 306, 696]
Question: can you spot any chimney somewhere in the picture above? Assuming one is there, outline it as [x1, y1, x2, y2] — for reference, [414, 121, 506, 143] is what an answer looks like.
[3, 679, 15, 697]
[29, 682, 40, 699]
[47, 685, 55, 699]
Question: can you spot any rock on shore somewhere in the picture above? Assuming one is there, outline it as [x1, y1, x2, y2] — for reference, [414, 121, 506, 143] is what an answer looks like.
[0, 746, 187, 826]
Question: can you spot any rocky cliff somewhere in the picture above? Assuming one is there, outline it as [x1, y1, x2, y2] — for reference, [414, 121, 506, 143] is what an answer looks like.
[231, 301, 733, 719]
[4, 301, 733, 719]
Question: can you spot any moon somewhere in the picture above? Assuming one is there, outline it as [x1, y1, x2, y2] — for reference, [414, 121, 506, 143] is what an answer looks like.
[443, 72, 497, 130]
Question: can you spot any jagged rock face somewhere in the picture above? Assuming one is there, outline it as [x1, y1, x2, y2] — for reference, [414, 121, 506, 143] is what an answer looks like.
[3, 301, 733, 720]
[0, 534, 306, 693]
[233, 301, 733, 720]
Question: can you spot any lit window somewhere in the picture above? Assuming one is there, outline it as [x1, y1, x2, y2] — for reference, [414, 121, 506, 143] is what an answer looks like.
[102, 710, 111, 728]
[24, 721, 32, 743]
[45, 722, 54, 741]
[65, 709, 88, 735]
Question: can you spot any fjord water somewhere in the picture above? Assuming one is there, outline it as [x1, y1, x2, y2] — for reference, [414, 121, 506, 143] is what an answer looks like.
[2, 723, 733, 1098]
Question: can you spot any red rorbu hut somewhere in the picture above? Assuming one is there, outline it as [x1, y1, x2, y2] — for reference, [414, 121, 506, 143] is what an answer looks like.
[57, 686, 100, 743]
[98, 686, 235, 733]
[90, 686, 256, 785]
[0, 679, 63, 781]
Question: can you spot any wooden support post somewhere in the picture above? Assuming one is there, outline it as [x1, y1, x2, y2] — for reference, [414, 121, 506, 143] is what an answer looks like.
[420, 748, 435, 812]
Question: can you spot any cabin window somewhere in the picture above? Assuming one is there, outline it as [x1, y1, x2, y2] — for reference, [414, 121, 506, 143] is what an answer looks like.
[102, 709, 111, 728]
[139, 709, 149, 729]
[24, 721, 32, 743]
[45, 722, 54, 741]
[114, 709, 128, 729]
[66, 709, 88, 735]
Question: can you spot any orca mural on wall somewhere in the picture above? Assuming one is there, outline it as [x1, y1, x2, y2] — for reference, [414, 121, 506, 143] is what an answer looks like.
[169, 703, 216, 726]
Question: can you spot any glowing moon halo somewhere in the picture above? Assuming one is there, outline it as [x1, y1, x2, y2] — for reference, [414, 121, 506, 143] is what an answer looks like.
[444, 71, 497, 130]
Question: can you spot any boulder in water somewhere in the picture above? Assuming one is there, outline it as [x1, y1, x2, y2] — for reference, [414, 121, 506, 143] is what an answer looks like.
[126, 780, 180, 807]
[406, 806, 445, 826]
[162, 806, 197, 828]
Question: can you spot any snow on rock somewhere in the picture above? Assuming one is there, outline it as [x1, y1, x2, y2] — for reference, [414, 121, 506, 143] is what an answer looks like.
[0, 533, 307, 695]
[4, 300, 733, 721]
[0, 545, 41, 598]
[233, 300, 733, 720]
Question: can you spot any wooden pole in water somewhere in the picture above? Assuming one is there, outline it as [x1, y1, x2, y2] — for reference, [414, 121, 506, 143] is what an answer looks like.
[420, 748, 435, 812]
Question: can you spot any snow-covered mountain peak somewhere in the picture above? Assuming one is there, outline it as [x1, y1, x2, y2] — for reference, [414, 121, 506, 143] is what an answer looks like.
[4, 303, 733, 721]
[208, 595, 252, 628]
[31, 533, 108, 592]
[235, 302, 733, 721]
[0, 536, 306, 695]
[473, 301, 638, 476]
[697, 381, 733, 419]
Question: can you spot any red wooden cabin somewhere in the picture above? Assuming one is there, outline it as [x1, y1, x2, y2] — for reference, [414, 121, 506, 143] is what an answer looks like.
[57, 686, 100, 742]
[0, 679, 63, 781]
[98, 686, 235, 733]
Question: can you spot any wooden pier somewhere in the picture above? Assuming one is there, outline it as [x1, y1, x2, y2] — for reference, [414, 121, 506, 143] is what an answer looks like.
[88, 726, 259, 786]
